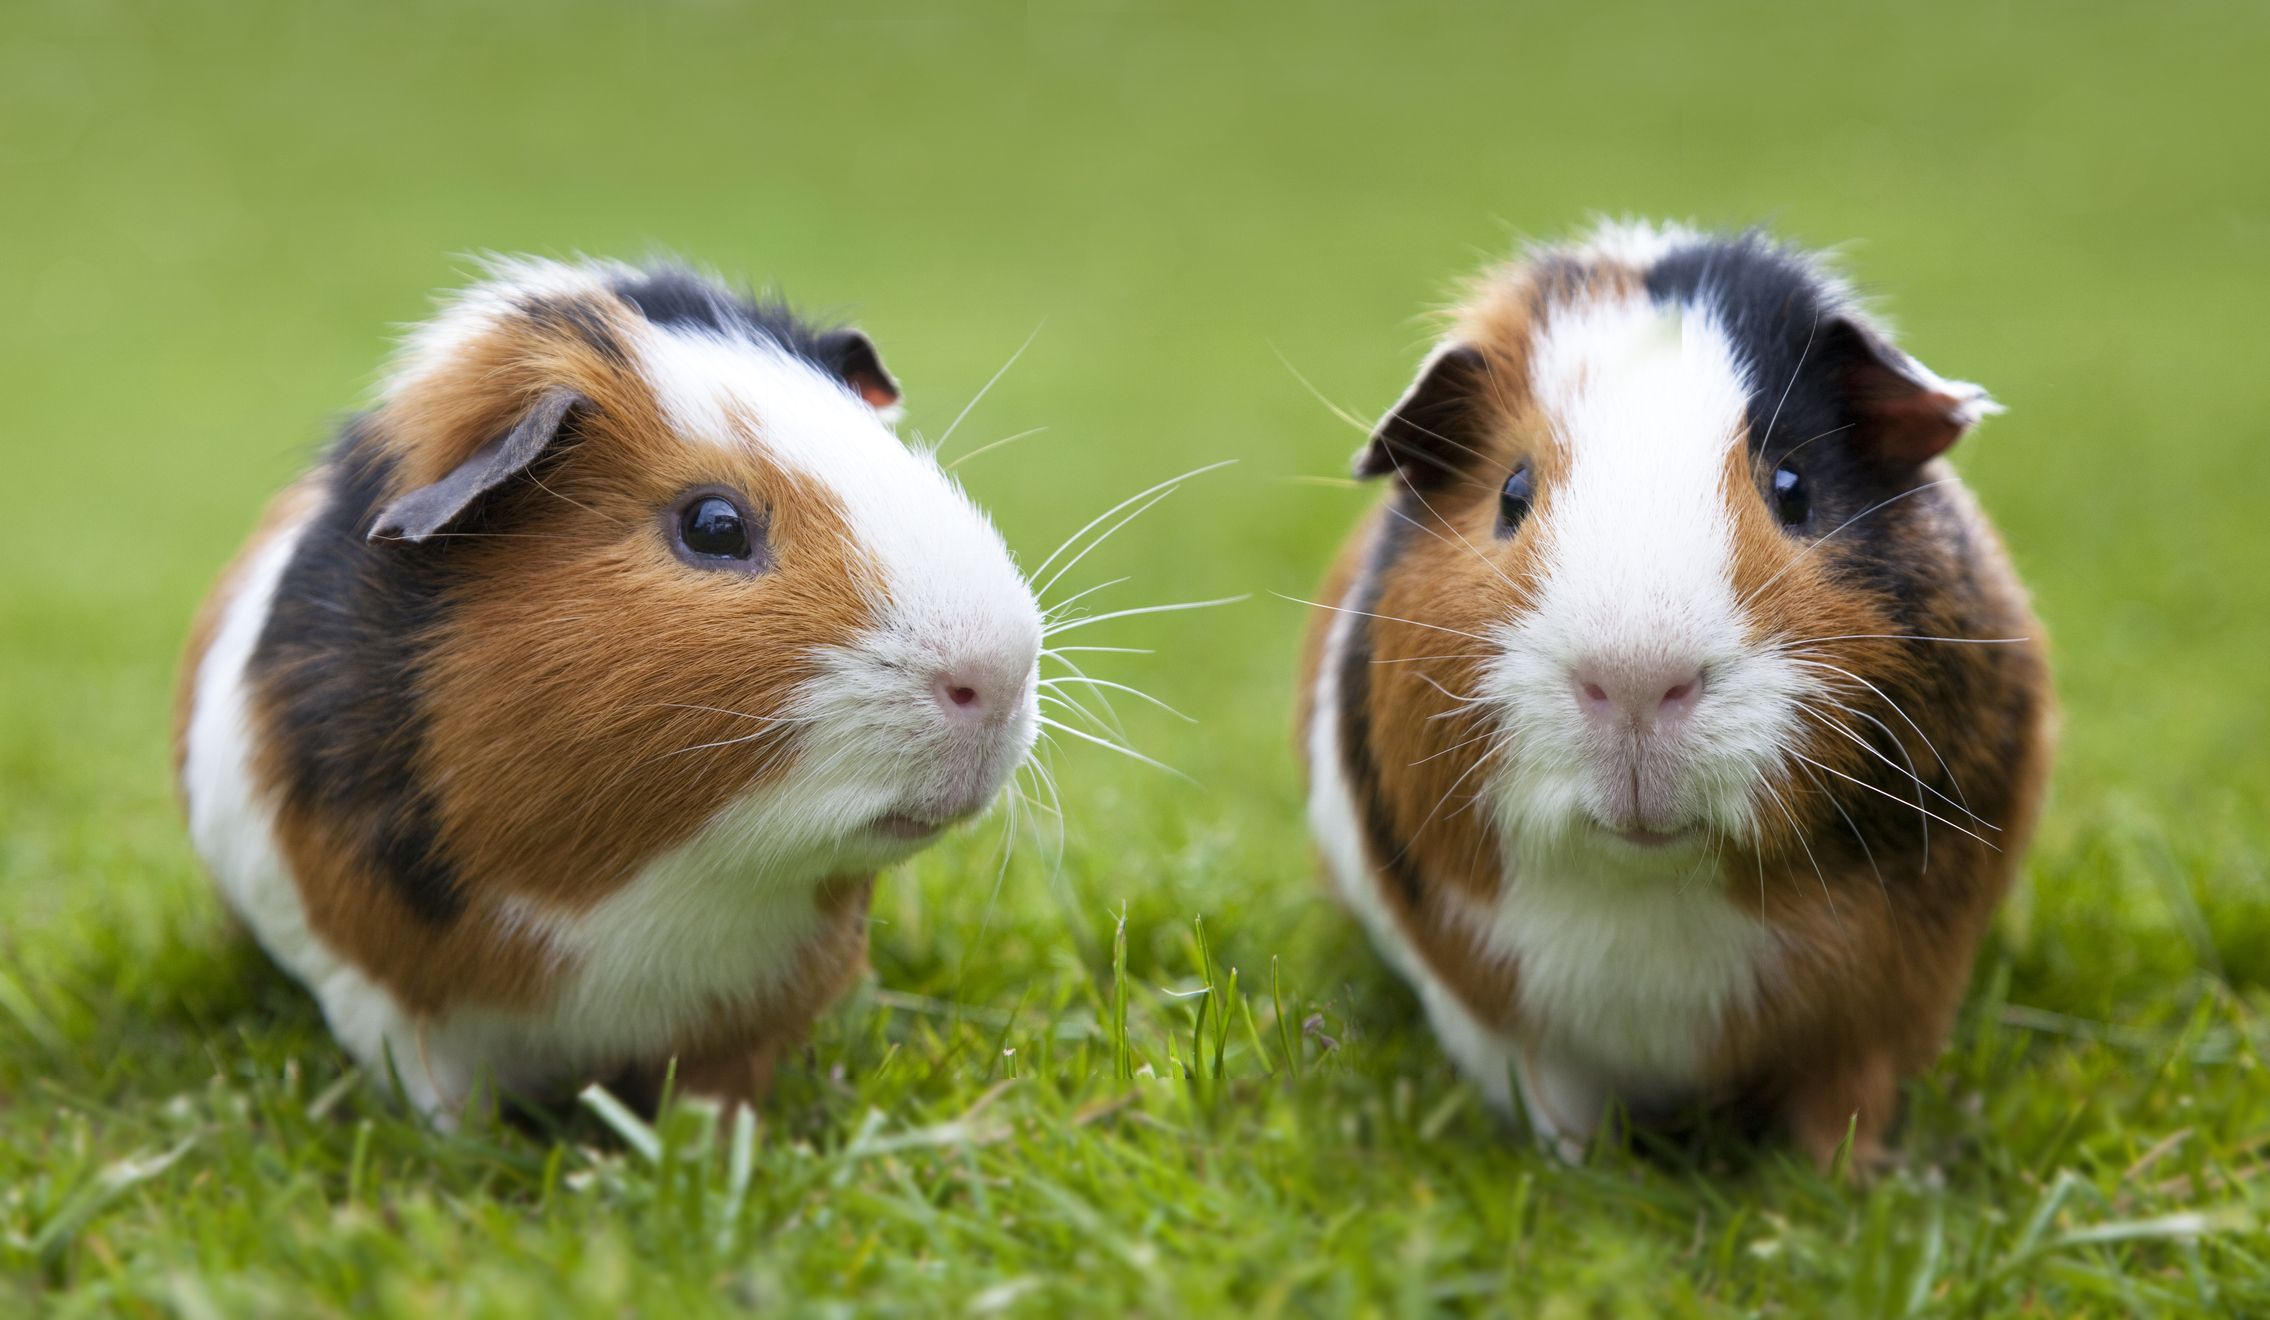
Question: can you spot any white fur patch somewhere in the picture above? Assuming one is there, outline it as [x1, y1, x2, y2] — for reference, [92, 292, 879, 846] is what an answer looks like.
[1561, 216, 1701, 270]
[184, 510, 455, 1117]
[1463, 859, 1778, 1089]
[1482, 289, 1814, 848]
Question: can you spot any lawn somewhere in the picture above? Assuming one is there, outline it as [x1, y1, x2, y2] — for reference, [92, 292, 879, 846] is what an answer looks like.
[3, 1, 2267, 1313]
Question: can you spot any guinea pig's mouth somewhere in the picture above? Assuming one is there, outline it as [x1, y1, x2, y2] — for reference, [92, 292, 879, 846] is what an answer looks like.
[869, 806, 985, 841]
[1593, 820, 1704, 850]
[870, 811, 949, 841]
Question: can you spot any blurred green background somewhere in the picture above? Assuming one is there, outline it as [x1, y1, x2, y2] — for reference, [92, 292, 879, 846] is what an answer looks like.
[7, 0, 2265, 982]
[2, 1, 2266, 1311]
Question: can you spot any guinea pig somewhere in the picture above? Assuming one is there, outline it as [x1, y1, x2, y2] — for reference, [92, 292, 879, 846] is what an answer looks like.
[175, 258, 1042, 1122]
[1297, 222, 2054, 1169]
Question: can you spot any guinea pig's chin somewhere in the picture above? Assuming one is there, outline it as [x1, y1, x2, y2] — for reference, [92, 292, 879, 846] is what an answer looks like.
[1488, 736, 1759, 867]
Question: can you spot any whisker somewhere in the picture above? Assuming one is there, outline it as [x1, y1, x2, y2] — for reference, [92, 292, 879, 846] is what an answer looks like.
[1038, 688, 1124, 743]
[1042, 576, 1129, 620]
[1784, 655, 1976, 815]
[642, 702, 816, 726]
[1037, 648, 1132, 738]
[1740, 479, 1958, 614]
[1410, 727, 1496, 768]
[1039, 675, 1195, 723]
[1384, 739, 1500, 867]
[1370, 652, 1496, 666]
[1758, 773, 1836, 924]
[1794, 704, 1995, 830]
[1798, 757, 1904, 969]
[1037, 716, 1194, 783]
[1026, 460, 1237, 588]
[1787, 750, 1999, 851]
[1270, 592, 1495, 645]
[1032, 486, 1181, 603]
[1781, 633, 2033, 648]
[1774, 421, 1857, 466]
[934, 324, 1043, 455]
[1043, 595, 1249, 638]
[943, 425, 1049, 473]
[1756, 313, 1820, 454]
[1268, 342, 1383, 437]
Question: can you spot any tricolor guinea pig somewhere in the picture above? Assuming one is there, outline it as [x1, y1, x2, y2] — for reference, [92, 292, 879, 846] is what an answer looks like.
[175, 258, 1042, 1121]
[1298, 223, 2054, 1168]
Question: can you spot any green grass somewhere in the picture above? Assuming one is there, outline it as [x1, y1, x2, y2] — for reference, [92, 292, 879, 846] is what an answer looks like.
[4, 0, 2268, 1313]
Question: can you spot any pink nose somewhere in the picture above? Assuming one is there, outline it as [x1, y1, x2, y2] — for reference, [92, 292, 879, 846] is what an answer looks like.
[1572, 660, 1705, 730]
[930, 659, 1029, 721]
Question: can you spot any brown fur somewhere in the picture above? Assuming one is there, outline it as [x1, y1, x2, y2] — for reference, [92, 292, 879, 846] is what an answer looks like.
[1300, 248, 2055, 1169]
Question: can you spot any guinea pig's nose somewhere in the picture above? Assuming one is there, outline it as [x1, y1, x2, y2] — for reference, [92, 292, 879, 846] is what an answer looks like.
[929, 656, 1030, 722]
[1571, 659, 1706, 731]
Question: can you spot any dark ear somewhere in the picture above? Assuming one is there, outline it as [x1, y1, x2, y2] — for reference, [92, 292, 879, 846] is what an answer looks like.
[1354, 344, 1494, 486]
[1827, 317, 2000, 469]
[369, 387, 585, 544]
[812, 329, 902, 413]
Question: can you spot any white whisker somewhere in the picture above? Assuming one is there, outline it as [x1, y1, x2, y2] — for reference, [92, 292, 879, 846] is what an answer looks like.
[1027, 460, 1237, 588]
[1040, 675, 1194, 723]
[1037, 716, 1193, 782]
[1043, 595, 1249, 638]
[934, 324, 1043, 455]
[1270, 592, 1494, 645]
[943, 425, 1049, 473]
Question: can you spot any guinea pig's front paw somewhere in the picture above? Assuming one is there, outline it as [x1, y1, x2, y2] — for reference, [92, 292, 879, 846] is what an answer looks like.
[615, 1040, 786, 1118]
[1779, 1049, 1900, 1179]
[1510, 1046, 1611, 1164]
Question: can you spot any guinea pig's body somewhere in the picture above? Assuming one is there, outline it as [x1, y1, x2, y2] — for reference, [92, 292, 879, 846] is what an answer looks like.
[1298, 223, 2053, 1167]
[177, 260, 1042, 1120]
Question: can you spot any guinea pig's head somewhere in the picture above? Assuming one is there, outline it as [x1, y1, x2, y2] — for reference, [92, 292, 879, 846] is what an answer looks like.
[359, 258, 1041, 886]
[1352, 224, 2003, 872]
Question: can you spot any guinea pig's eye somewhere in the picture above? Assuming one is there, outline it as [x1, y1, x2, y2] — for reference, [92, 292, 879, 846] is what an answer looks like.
[668, 491, 767, 571]
[1771, 464, 1811, 527]
[1497, 463, 1535, 536]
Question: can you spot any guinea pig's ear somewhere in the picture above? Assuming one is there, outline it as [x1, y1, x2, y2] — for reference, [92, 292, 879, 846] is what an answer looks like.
[1829, 317, 2002, 469]
[812, 329, 903, 416]
[368, 387, 586, 545]
[1354, 344, 1493, 486]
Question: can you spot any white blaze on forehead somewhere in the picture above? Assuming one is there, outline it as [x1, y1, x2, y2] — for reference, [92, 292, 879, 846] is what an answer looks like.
[632, 323, 1039, 642]
[1561, 217, 1701, 270]
[1527, 294, 1752, 657]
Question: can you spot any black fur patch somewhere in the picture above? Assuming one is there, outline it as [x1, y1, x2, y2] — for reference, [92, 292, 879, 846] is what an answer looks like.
[610, 268, 851, 381]
[519, 294, 629, 369]
[249, 420, 469, 924]
[1642, 233, 1933, 625]
[1336, 503, 1432, 911]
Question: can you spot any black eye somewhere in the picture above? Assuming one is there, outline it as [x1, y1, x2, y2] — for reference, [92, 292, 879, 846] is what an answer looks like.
[672, 493, 760, 568]
[1771, 464, 1811, 527]
[1497, 463, 1535, 536]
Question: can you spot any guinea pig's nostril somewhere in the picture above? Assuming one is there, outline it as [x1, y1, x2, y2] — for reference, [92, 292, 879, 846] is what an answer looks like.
[932, 674, 984, 715]
[1581, 681, 1611, 705]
